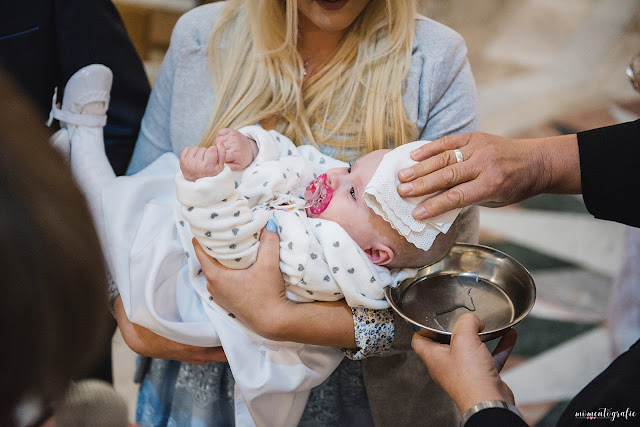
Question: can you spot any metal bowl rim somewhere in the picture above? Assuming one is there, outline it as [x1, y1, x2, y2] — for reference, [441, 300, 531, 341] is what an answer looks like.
[385, 243, 536, 337]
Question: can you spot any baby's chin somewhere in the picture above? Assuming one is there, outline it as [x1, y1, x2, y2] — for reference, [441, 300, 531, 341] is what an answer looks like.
[305, 208, 320, 219]
[306, 208, 336, 222]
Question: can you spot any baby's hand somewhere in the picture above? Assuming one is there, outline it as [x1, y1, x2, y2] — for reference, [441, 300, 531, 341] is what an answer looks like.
[180, 145, 226, 181]
[214, 128, 258, 171]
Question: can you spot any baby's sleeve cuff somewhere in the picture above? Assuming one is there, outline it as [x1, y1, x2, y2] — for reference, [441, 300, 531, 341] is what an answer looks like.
[175, 167, 234, 207]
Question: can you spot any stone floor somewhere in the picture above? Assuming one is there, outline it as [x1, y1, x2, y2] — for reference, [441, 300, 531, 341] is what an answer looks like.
[112, 0, 640, 425]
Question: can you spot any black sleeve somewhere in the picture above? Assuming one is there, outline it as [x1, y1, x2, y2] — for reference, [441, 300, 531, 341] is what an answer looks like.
[53, 0, 151, 175]
[465, 408, 528, 426]
[557, 339, 640, 426]
[577, 119, 640, 228]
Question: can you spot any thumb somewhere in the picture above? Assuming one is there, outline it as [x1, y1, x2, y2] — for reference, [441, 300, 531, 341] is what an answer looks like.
[450, 313, 485, 347]
[217, 143, 226, 165]
[255, 221, 281, 270]
[411, 333, 450, 377]
[216, 139, 231, 157]
[192, 237, 226, 271]
[412, 333, 444, 360]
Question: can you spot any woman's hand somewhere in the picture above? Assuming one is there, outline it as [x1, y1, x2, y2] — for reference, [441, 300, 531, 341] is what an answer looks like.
[192, 228, 290, 339]
[193, 228, 357, 348]
[397, 132, 581, 220]
[411, 313, 518, 414]
[114, 296, 227, 364]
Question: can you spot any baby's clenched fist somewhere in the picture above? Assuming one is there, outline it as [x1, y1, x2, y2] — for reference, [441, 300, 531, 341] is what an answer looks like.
[180, 145, 226, 181]
[214, 128, 258, 171]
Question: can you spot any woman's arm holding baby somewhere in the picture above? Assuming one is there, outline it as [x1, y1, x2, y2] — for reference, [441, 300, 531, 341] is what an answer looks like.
[114, 296, 228, 364]
[194, 232, 358, 349]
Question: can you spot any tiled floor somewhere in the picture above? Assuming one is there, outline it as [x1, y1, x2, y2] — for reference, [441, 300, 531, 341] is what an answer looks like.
[112, 0, 640, 425]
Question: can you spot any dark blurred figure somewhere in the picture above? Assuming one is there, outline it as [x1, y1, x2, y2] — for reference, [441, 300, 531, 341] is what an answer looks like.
[0, 0, 151, 384]
[0, 67, 113, 426]
[0, 0, 150, 176]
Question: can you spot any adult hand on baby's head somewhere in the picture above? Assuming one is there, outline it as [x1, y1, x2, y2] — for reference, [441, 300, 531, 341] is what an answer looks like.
[411, 313, 517, 414]
[114, 296, 227, 364]
[179, 145, 226, 181]
[214, 128, 258, 171]
[397, 132, 552, 220]
[193, 228, 290, 340]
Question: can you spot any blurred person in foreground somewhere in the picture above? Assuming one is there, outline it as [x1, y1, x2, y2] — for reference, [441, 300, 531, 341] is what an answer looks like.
[0, 68, 113, 426]
[0, 0, 151, 387]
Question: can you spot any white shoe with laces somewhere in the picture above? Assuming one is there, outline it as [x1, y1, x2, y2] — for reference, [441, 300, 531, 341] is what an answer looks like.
[48, 64, 113, 160]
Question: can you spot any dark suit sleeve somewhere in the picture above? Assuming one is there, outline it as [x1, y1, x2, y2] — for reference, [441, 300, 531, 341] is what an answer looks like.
[54, 0, 151, 175]
[465, 408, 528, 426]
[577, 119, 640, 228]
[557, 339, 640, 426]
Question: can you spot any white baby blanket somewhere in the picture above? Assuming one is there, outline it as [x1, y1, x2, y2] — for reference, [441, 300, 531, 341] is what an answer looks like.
[103, 154, 343, 426]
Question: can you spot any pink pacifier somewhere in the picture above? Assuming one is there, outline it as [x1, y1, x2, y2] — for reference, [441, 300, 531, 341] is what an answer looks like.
[304, 173, 333, 215]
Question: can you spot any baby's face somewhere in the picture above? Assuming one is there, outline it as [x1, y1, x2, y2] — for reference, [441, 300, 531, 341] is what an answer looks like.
[306, 149, 391, 249]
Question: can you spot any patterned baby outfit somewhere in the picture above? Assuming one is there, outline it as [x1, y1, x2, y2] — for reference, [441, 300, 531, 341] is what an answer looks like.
[176, 125, 409, 309]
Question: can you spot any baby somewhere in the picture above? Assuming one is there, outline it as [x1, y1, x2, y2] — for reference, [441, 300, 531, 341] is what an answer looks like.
[53, 64, 462, 426]
[176, 126, 460, 308]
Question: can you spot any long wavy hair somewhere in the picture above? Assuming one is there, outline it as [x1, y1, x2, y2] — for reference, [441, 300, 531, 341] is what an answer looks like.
[199, 0, 417, 159]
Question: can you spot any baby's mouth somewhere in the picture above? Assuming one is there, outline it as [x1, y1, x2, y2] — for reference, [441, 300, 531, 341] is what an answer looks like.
[304, 173, 333, 215]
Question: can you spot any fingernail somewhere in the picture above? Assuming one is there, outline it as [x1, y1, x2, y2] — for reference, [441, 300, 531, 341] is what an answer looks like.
[413, 206, 426, 219]
[398, 183, 413, 194]
[266, 219, 278, 233]
[399, 168, 414, 180]
[410, 148, 421, 157]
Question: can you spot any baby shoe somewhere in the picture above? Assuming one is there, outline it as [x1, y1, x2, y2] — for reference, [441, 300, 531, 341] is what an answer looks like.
[48, 64, 113, 159]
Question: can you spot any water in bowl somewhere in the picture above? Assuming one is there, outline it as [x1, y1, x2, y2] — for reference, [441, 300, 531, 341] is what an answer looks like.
[401, 273, 515, 333]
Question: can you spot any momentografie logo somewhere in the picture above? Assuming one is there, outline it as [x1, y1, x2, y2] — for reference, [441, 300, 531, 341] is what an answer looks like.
[575, 408, 637, 422]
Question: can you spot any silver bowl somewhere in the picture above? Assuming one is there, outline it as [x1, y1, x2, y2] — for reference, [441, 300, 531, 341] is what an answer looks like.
[385, 243, 536, 343]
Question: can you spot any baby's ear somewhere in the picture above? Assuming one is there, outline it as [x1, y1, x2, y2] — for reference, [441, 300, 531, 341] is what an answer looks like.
[365, 243, 394, 266]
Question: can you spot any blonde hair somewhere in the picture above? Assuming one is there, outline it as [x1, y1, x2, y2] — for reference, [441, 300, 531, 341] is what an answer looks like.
[200, 0, 418, 160]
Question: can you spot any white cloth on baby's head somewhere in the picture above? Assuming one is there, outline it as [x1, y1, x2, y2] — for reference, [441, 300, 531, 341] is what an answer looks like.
[364, 140, 461, 251]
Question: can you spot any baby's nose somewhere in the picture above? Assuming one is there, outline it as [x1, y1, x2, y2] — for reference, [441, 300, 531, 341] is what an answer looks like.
[325, 170, 336, 189]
